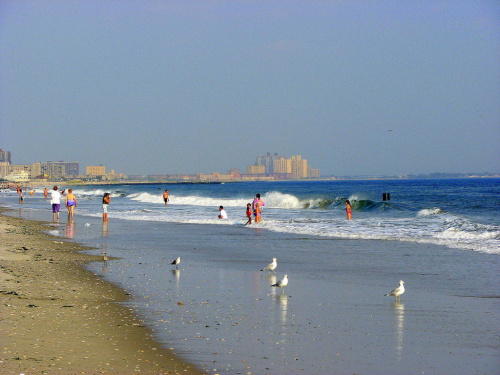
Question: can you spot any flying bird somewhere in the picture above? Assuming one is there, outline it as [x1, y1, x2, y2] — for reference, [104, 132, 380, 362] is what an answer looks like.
[171, 256, 181, 269]
[261, 258, 278, 274]
[384, 280, 405, 301]
[272, 274, 289, 293]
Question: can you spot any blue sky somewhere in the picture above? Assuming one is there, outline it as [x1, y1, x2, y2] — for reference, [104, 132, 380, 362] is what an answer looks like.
[1, 0, 499, 176]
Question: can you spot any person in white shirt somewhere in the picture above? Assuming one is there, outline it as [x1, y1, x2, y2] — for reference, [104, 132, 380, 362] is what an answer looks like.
[50, 186, 62, 221]
[218, 206, 228, 219]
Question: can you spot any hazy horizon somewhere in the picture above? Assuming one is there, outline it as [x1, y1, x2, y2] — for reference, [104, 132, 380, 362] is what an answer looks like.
[1, 1, 499, 176]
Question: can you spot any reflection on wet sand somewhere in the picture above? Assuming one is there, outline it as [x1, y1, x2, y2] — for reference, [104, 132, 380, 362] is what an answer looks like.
[393, 301, 405, 360]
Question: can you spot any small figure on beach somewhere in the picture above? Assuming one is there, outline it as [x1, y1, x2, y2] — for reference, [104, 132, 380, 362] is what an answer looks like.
[65, 188, 77, 220]
[218, 205, 228, 219]
[254, 202, 262, 223]
[271, 274, 289, 294]
[43, 187, 48, 199]
[245, 203, 252, 225]
[384, 280, 405, 301]
[50, 186, 61, 221]
[345, 200, 352, 220]
[163, 189, 169, 206]
[252, 194, 265, 210]
[252, 194, 265, 222]
[171, 256, 181, 269]
[102, 193, 111, 221]
[261, 257, 278, 274]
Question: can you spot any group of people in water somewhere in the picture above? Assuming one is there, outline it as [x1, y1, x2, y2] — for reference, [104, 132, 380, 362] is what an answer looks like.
[217, 193, 265, 225]
[18, 187, 354, 224]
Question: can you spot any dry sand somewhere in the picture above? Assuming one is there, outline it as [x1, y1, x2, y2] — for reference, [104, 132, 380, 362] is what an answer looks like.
[0, 209, 204, 375]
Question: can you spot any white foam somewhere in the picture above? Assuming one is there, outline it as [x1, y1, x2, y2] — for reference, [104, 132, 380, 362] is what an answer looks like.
[417, 208, 443, 217]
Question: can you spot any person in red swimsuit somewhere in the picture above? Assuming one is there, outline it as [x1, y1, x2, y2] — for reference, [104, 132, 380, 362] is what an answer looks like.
[345, 200, 352, 220]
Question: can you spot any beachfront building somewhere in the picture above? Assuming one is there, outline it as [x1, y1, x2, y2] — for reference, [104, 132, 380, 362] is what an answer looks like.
[308, 166, 320, 178]
[0, 162, 11, 178]
[40, 162, 79, 179]
[86, 165, 106, 176]
[256, 152, 280, 174]
[245, 153, 320, 179]
[0, 149, 11, 163]
[246, 165, 266, 174]
[4, 170, 30, 182]
[290, 155, 308, 179]
[273, 156, 292, 174]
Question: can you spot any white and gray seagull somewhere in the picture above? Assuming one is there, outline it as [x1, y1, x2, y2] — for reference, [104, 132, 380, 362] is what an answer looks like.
[271, 274, 289, 293]
[384, 280, 405, 301]
[261, 257, 278, 274]
[171, 256, 181, 269]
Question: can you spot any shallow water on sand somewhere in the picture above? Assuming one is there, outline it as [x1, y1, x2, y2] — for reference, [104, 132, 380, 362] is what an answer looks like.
[7, 207, 498, 375]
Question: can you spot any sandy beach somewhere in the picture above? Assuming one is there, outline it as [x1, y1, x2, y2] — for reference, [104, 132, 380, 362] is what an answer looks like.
[0, 209, 204, 375]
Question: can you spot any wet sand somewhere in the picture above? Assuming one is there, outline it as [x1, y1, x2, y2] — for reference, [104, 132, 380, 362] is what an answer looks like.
[0, 209, 204, 375]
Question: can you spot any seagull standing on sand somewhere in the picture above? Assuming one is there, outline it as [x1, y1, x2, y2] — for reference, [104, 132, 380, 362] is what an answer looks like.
[171, 256, 181, 269]
[385, 280, 405, 301]
[272, 274, 289, 293]
[261, 258, 278, 274]
[102, 252, 108, 263]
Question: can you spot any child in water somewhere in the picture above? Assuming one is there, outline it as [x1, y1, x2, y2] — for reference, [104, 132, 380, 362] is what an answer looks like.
[245, 203, 252, 225]
[254, 202, 262, 223]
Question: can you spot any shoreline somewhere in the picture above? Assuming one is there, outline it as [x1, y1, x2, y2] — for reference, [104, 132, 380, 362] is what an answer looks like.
[0, 208, 204, 375]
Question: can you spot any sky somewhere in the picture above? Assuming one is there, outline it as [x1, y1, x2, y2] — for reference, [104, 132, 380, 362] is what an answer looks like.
[1, 0, 499, 177]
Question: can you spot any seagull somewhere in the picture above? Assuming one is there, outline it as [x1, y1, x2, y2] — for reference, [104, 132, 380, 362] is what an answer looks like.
[385, 280, 405, 301]
[171, 256, 181, 269]
[272, 274, 288, 293]
[261, 258, 278, 274]
[102, 252, 108, 263]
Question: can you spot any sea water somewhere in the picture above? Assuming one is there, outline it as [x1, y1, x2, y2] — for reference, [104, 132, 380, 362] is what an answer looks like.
[2, 179, 499, 374]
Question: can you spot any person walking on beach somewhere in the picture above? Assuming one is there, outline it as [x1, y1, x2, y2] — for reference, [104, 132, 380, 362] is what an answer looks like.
[218, 206, 228, 219]
[345, 200, 352, 220]
[65, 188, 77, 220]
[51, 186, 62, 221]
[103, 193, 110, 221]
[43, 187, 48, 199]
[163, 189, 169, 206]
[245, 203, 252, 225]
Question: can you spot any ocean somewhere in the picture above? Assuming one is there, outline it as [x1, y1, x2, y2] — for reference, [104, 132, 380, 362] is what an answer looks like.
[2, 178, 499, 374]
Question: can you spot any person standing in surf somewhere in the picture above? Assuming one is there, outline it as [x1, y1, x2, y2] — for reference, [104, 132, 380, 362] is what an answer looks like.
[103, 193, 111, 221]
[163, 189, 169, 206]
[252, 194, 265, 221]
[245, 203, 252, 225]
[65, 188, 77, 221]
[345, 200, 352, 220]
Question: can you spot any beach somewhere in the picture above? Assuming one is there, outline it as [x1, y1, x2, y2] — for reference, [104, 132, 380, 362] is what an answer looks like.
[0, 209, 204, 375]
[1, 179, 499, 374]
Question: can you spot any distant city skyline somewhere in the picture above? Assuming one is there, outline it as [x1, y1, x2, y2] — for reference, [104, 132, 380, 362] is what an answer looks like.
[1, 1, 499, 176]
[1, 146, 497, 182]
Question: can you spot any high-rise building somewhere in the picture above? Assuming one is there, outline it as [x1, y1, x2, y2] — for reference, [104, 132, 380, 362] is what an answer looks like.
[290, 155, 308, 179]
[0, 149, 11, 163]
[273, 157, 292, 174]
[41, 161, 79, 179]
[247, 152, 319, 179]
[256, 152, 280, 174]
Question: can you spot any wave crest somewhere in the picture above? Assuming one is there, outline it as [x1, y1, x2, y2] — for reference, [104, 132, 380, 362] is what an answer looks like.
[418, 208, 443, 217]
